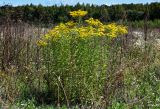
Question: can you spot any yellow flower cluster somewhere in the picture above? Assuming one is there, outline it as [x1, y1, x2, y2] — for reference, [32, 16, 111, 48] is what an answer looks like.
[43, 23, 70, 41]
[69, 10, 88, 17]
[105, 23, 128, 38]
[85, 18, 103, 27]
[37, 40, 47, 47]
[77, 26, 95, 38]
[37, 10, 128, 46]
[117, 25, 128, 35]
[65, 21, 76, 27]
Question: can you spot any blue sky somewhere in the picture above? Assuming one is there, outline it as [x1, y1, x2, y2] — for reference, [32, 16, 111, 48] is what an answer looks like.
[0, 0, 159, 6]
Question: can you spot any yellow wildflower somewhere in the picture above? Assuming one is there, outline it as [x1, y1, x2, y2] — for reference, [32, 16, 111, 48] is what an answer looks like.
[77, 27, 88, 38]
[37, 40, 47, 47]
[54, 23, 68, 31]
[40, 11, 128, 41]
[104, 23, 128, 38]
[65, 21, 76, 27]
[44, 34, 51, 40]
[43, 23, 71, 41]
[104, 23, 118, 38]
[85, 18, 103, 27]
[117, 25, 128, 35]
[69, 10, 88, 17]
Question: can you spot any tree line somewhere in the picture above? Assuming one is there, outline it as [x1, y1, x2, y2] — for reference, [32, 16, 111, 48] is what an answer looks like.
[0, 2, 160, 24]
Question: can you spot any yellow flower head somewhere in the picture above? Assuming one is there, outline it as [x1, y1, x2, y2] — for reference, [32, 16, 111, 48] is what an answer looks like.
[40, 10, 128, 42]
[69, 10, 88, 17]
[44, 34, 51, 40]
[37, 40, 47, 47]
[117, 25, 128, 35]
[104, 23, 118, 38]
[104, 23, 128, 38]
[85, 18, 103, 27]
[65, 21, 76, 27]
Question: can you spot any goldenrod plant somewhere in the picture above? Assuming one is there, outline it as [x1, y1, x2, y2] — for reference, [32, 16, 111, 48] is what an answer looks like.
[37, 10, 127, 45]
[36, 10, 128, 106]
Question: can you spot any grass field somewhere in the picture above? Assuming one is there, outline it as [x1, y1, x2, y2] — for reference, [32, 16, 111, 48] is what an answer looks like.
[0, 10, 160, 109]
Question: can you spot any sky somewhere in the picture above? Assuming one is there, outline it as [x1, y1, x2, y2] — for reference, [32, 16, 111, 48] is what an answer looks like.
[0, 0, 159, 6]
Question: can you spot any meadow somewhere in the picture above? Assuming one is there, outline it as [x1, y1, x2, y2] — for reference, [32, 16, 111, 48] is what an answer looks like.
[0, 9, 160, 109]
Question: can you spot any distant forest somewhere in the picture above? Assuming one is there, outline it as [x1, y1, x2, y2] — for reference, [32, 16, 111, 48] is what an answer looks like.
[0, 2, 160, 24]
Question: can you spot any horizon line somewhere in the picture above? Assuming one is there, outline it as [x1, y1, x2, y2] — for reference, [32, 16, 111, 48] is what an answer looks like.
[0, 1, 158, 7]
